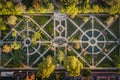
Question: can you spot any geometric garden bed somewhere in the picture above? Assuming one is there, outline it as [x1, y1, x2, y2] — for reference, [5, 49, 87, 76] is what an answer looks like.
[0, 13, 120, 68]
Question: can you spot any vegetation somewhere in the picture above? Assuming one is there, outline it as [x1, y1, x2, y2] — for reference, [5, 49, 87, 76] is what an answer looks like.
[11, 29, 17, 37]
[10, 42, 21, 50]
[60, 4, 78, 18]
[113, 55, 120, 68]
[2, 44, 12, 53]
[0, 0, 119, 15]
[2, 46, 26, 68]
[63, 56, 83, 77]
[0, 0, 119, 78]
[81, 69, 92, 79]
[32, 0, 43, 10]
[32, 0, 53, 13]
[7, 15, 17, 25]
[57, 49, 65, 65]
[0, 17, 6, 30]
[5, 49, 26, 68]
[15, 3, 26, 14]
[37, 55, 84, 78]
[0, 1, 26, 15]
[22, 0, 32, 9]
[37, 55, 56, 79]
[11, 49, 26, 64]
[104, 15, 118, 25]
[2, 41, 21, 53]
[59, 0, 79, 6]
[32, 32, 41, 45]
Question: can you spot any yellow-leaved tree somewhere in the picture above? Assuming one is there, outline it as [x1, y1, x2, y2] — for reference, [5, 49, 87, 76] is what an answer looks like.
[37, 55, 56, 79]
[63, 56, 83, 77]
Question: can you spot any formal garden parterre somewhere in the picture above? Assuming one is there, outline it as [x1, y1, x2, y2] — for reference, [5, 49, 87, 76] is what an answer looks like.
[0, 0, 120, 80]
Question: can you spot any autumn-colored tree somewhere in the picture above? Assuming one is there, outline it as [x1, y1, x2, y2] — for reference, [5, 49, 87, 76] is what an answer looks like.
[63, 56, 83, 77]
[37, 55, 55, 79]
[32, 0, 43, 10]
[7, 15, 17, 25]
[2, 44, 12, 53]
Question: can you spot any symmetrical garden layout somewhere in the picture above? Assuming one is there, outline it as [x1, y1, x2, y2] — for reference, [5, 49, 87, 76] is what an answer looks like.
[0, 12, 120, 68]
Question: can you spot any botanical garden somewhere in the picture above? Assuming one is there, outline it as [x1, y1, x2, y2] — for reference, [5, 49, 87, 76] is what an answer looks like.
[0, 0, 120, 80]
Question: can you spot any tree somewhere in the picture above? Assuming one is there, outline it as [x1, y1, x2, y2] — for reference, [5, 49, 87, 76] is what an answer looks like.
[32, 0, 43, 10]
[109, 3, 120, 14]
[22, 0, 32, 9]
[15, 3, 26, 14]
[60, 4, 78, 18]
[0, 1, 16, 15]
[92, 5, 100, 13]
[63, 56, 83, 77]
[59, 0, 79, 6]
[32, 32, 41, 45]
[81, 0, 91, 13]
[0, 3, 2, 8]
[6, 1, 13, 8]
[103, 0, 120, 7]
[7, 15, 17, 25]
[97, 0, 120, 14]
[2, 44, 12, 53]
[100, 0, 120, 14]
[113, 55, 120, 68]
[11, 42, 21, 50]
[57, 49, 65, 65]
[0, 17, 6, 30]
[82, 0, 90, 9]
[37, 55, 56, 79]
